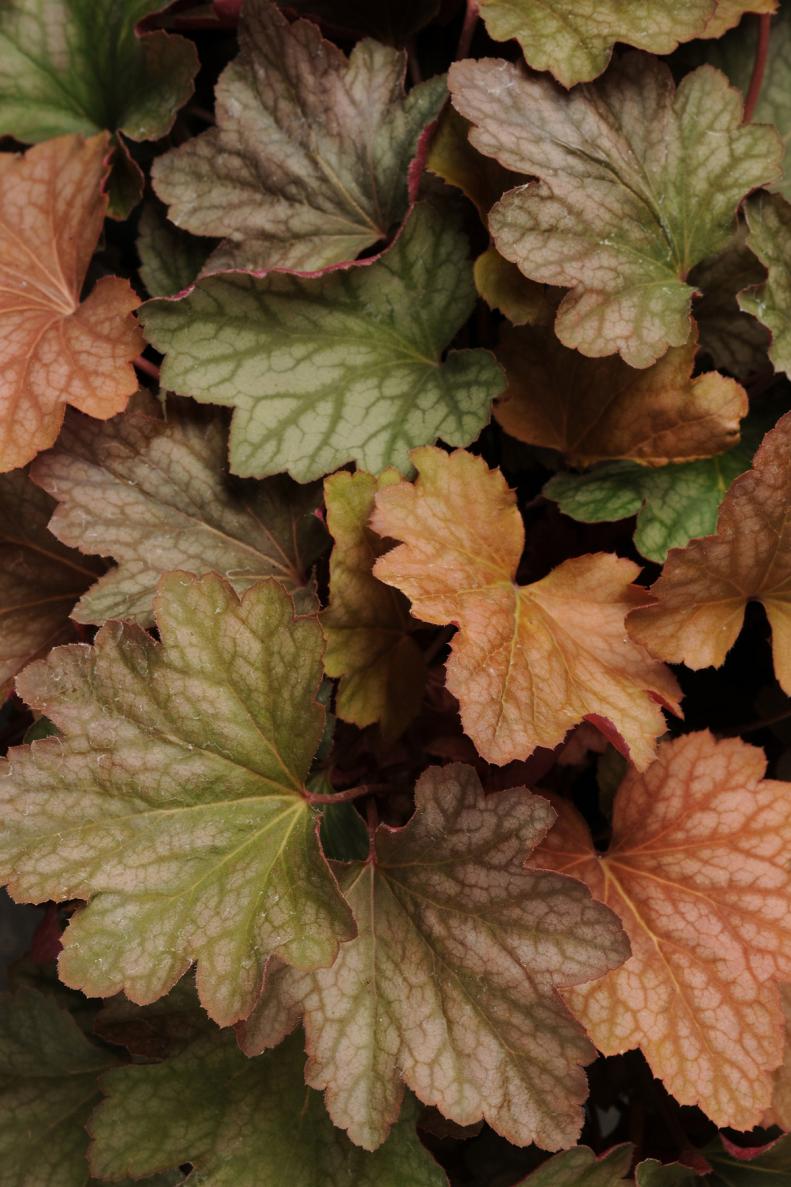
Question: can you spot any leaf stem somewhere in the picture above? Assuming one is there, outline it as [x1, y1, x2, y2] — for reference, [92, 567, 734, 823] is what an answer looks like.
[304, 784, 372, 805]
[456, 0, 479, 61]
[134, 355, 161, 382]
[743, 13, 772, 123]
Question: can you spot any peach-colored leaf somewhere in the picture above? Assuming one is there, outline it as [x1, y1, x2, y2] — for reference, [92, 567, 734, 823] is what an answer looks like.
[532, 731, 791, 1129]
[628, 412, 791, 695]
[371, 448, 681, 768]
[495, 327, 747, 466]
[0, 133, 142, 472]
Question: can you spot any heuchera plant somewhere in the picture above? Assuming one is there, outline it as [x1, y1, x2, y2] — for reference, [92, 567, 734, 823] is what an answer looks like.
[1, 0, 791, 1183]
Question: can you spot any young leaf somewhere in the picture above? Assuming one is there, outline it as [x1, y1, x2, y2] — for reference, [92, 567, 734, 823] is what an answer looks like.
[628, 412, 791, 695]
[448, 54, 781, 368]
[475, 0, 714, 88]
[495, 327, 747, 465]
[0, 133, 143, 472]
[513, 1145, 633, 1185]
[152, 0, 446, 272]
[371, 448, 681, 768]
[89, 1029, 447, 1187]
[136, 203, 212, 299]
[0, 469, 103, 695]
[31, 400, 325, 626]
[532, 732, 791, 1129]
[141, 203, 504, 482]
[739, 192, 791, 376]
[323, 469, 426, 741]
[0, 989, 118, 1187]
[0, 0, 197, 143]
[240, 764, 629, 1150]
[544, 404, 773, 563]
[0, 573, 355, 1025]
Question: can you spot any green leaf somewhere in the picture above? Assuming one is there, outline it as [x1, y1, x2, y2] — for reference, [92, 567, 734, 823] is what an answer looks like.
[152, 0, 446, 271]
[477, 0, 714, 87]
[240, 764, 628, 1151]
[281, 0, 440, 44]
[546, 454, 748, 564]
[0, 989, 118, 1187]
[137, 204, 213, 299]
[449, 53, 781, 368]
[739, 191, 791, 376]
[141, 203, 504, 482]
[702, 1135, 791, 1185]
[31, 398, 325, 626]
[89, 1029, 448, 1186]
[0, 573, 354, 1026]
[514, 1145, 634, 1185]
[635, 1162, 698, 1186]
[0, 0, 198, 142]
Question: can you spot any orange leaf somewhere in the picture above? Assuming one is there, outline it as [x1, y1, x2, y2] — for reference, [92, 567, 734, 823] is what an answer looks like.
[0, 133, 143, 471]
[628, 412, 791, 694]
[532, 731, 791, 1129]
[372, 448, 681, 767]
[495, 327, 748, 466]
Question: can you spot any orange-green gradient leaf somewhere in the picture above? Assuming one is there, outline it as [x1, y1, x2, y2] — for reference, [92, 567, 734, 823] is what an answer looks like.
[240, 764, 629, 1151]
[0, 573, 354, 1026]
[0, 133, 142, 472]
[628, 412, 791, 695]
[323, 469, 426, 742]
[495, 327, 747, 466]
[448, 54, 781, 368]
[371, 448, 681, 768]
[533, 731, 791, 1129]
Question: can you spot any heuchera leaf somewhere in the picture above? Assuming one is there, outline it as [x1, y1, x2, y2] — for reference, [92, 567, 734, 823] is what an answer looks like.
[628, 412, 791, 695]
[323, 469, 426, 742]
[532, 732, 791, 1128]
[0, 469, 103, 695]
[370, 448, 681, 768]
[136, 203, 212, 299]
[152, 0, 446, 272]
[544, 405, 772, 563]
[701, 1135, 791, 1185]
[513, 1145, 633, 1185]
[474, 248, 556, 327]
[475, 0, 715, 88]
[448, 54, 781, 368]
[0, 989, 118, 1187]
[240, 764, 629, 1150]
[739, 192, 791, 376]
[689, 229, 770, 379]
[495, 327, 747, 465]
[0, 573, 355, 1025]
[770, 984, 791, 1128]
[141, 203, 505, 482]
[0, 0, 198, 142]
[0, 133, 143, 472]
[31, 399, 325, 626]
[89, 1028, 447, 1187]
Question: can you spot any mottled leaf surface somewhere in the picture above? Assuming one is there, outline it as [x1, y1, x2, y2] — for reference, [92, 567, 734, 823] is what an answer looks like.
[476, 0, 714, 87]
[739, 192, 791, 376]
[323, 470, 425, 741]
[0, 573, 354, 1025]
[533, 732, 791, 1129]
[371, 448, 681, 767]
[449, 54, 780, 367]
[241, 764, 628, 1150]
[89, 1029, 447, 1186]
[629, 412, 791, 694]
[495, 327, 747, 465]
[0, 469, 103, 695]
[0, 0, 197, 142]
[142, 203, 504, 482]
[32, 400, 325, 626]
[0, 134, 142, 471]
[152, 0, 446, 271]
